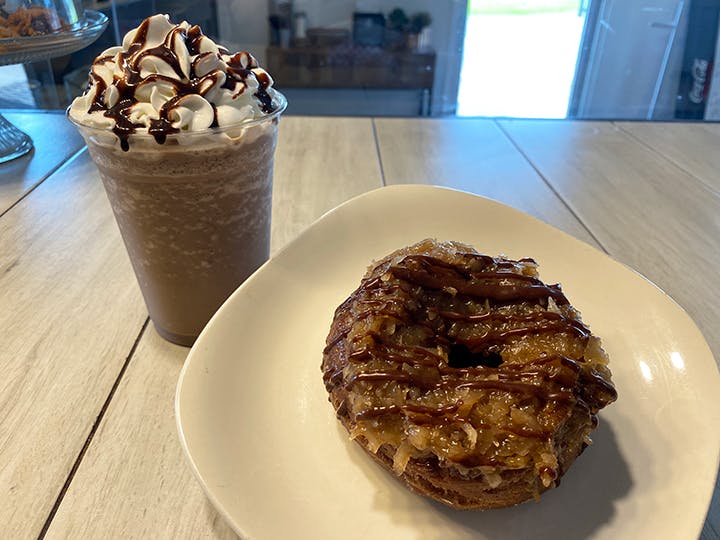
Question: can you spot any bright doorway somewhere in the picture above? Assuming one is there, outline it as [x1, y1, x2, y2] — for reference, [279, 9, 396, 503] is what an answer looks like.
[457, 0, 586, 118]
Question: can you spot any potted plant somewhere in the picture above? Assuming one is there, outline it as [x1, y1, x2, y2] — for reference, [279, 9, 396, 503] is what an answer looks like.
[407, 12, 431, 50]
[385, 7, 408, 50]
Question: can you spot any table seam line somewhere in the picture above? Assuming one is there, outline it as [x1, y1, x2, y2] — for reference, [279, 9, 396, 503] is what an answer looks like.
[494, 120, 609, 254]
[0, 146, 86, 221]
[371, 118, 387, 187]
[613, 122, 720, 200]
[36, 317, 150, 540]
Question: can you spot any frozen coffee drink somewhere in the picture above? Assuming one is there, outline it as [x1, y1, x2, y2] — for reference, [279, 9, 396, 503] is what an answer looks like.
[69, 14, 286, 346]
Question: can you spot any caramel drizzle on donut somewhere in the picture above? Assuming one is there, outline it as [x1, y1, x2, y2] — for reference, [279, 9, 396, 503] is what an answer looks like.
[438, 309, 589, 335]
[322, 252, 616, 447]
[348, 354, 582, 430]
[355, 402, 462, 420]
[388, 254, 570, 305]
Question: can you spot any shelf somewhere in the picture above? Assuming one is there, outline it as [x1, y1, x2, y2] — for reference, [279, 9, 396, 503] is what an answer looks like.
[266, 45, 435, 90]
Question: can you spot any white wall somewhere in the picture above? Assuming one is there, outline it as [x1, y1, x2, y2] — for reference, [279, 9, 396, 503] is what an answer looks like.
[295, 0, 354, 29]
[217, 0, 270, 63]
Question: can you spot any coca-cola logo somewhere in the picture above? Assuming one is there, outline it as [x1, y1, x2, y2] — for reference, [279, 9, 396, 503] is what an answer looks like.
[689, 58, 709, 104]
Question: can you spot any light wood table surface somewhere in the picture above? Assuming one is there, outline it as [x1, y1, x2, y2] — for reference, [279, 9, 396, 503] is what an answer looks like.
[0, 111, 718, 539]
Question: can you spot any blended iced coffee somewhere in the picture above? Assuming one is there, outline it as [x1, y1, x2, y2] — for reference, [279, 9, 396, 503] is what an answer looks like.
[69, 14, 286, 346]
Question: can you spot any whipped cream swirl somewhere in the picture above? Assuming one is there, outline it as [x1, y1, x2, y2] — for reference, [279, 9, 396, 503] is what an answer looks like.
[69, 14, 282, 150]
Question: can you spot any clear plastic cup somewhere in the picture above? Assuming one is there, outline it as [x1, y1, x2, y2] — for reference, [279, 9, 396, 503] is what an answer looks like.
[69, 93, 286, 345]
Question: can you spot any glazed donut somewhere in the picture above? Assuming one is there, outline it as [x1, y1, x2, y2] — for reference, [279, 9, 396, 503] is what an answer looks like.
[321, 239, 617, 509]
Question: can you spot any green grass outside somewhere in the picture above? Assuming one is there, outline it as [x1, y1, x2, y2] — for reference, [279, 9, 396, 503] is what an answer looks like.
[468, 0, 579, 15]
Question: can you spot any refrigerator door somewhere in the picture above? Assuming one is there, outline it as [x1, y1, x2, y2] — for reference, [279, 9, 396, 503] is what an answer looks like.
[568, 0, 685, 119]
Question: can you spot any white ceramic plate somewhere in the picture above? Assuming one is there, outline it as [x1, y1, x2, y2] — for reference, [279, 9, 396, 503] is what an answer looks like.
[176, 185, 720, 540]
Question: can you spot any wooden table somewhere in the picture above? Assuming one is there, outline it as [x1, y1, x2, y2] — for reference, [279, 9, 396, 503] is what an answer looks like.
[1, 111, 718, 539]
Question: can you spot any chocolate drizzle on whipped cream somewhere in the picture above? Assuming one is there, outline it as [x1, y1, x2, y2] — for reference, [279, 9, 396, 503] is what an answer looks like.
[70, 14, 280, 151]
